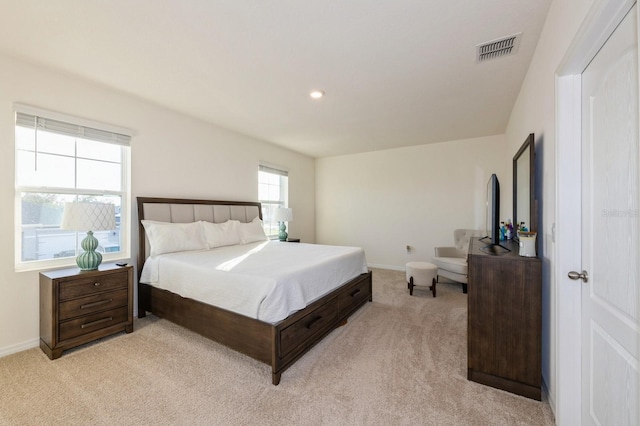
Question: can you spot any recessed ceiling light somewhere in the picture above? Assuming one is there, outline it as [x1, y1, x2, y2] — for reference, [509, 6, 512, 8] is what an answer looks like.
[310, 90, 325, 99]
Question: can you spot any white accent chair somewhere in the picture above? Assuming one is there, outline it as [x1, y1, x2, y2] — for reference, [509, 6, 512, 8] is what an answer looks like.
[432, 229, 483, 293]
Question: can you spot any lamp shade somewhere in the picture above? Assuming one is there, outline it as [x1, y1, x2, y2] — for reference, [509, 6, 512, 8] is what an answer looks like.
[273, 207, 293, 222]
[60, 202, 116, 270]
[61, 202, 116, 231]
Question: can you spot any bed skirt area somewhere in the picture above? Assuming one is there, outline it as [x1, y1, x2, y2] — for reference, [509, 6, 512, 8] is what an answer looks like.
[138, 270, 373, 385]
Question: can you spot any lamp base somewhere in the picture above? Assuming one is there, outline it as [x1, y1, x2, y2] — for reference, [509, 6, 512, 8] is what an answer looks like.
[278, 222, 288, 241]
[77, 231, 103, 271]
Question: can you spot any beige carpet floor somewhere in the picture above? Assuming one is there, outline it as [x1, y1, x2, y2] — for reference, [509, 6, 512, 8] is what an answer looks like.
[1, 268, 554, 425]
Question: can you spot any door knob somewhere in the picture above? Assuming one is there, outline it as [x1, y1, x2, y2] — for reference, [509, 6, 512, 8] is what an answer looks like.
[568, 270, 588, 283]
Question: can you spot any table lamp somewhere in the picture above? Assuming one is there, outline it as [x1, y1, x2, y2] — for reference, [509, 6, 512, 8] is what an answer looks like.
[61, 202, 116, 270]
[273, 207, 293, 241]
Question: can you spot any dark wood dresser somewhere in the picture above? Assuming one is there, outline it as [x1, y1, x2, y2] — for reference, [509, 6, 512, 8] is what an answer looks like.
[467, 237, 542, 400]
[39, 263, 133, 359]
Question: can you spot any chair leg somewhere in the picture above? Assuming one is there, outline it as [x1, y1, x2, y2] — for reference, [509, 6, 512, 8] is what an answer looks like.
[409, 276, 414, 296]
[429, 277, 436, 298]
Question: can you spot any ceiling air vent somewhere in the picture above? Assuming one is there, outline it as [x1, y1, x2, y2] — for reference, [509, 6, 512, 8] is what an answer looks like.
[476, 33, 522, 62]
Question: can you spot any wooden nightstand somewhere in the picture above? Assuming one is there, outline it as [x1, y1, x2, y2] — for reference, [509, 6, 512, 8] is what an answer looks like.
[39, 263, 133, 360]
[285, 238, 300, 243]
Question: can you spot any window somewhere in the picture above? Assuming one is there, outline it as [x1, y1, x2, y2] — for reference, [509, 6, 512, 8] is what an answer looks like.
[14, 105, 131, 270]
[258, 164, 288, 238]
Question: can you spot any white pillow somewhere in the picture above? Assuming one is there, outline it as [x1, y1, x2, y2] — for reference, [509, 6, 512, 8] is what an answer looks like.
[202, 220, 241, 248]
[141, 220, 207, 256]
[239, 217, 269, 244]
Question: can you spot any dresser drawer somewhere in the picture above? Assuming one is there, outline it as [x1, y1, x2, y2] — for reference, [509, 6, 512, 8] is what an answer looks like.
[59, 271, 128, 300]
[280, 300, 338, 357]
[338, 276, 371, 317]
[59, 289, 128, 321]
[59, 307, 129, 341]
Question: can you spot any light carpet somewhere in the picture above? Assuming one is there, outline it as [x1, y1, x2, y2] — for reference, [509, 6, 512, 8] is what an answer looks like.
[0, 268, 554, 425]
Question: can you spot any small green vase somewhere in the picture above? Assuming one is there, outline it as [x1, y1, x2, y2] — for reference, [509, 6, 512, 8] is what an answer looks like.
[76, 231, 102, 270]
[278, 222, 288, 241]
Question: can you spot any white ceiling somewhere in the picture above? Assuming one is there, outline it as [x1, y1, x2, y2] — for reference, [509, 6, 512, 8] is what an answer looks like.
[0, 1, 552, 158]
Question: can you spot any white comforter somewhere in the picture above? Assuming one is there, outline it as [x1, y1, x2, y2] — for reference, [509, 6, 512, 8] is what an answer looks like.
[140, 241, 368, 324]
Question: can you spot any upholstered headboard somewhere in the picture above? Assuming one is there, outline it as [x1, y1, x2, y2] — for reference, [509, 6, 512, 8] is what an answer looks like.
[136, 197, 262, 276]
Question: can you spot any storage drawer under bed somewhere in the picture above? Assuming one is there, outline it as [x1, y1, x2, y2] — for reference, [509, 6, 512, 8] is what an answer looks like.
[337, 276, 371, 318]
[279, 299, 339, 357]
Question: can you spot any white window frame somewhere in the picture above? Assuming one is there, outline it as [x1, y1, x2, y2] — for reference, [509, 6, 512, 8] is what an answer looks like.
[14, 104, 132, 272]
[258, 163, 289, 239]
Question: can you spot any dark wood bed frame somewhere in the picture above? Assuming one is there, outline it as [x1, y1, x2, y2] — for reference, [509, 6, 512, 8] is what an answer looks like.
[136, 197, 373, 385]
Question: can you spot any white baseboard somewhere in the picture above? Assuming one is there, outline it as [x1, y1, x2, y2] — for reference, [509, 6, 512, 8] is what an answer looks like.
[367, 263, 405, 271]
[0, 338, 39, 358]
[367, 263, 461, 285]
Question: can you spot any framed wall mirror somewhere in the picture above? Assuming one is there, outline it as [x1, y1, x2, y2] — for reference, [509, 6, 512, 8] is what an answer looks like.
[513, 133, 536, 241]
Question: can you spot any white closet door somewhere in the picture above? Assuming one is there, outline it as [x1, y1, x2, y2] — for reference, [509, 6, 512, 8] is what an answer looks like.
[580, 4, 639, 425]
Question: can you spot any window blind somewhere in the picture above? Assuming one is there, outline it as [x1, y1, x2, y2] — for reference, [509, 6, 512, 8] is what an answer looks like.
[259, 164, 288, 176]
[16, 112, 131, 146]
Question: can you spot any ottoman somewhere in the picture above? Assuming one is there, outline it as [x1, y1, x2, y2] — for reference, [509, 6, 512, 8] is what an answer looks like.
[406, 261, 438, 297]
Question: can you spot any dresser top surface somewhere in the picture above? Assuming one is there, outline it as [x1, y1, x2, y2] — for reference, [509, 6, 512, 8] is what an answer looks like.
[468, 237, 540, 262]
[40, 263, 132, 280]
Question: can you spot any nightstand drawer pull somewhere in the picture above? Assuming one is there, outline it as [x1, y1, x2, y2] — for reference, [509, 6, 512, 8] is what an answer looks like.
[80, 299, 113, 310]
[94, 282, 101, 287]
[80, 316, 113, 329]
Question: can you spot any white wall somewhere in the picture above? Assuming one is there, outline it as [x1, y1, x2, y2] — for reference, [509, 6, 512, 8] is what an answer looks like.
[0, 53, 316, 355]
[503, 0, 595, 415]
[316, 135, 507, 269]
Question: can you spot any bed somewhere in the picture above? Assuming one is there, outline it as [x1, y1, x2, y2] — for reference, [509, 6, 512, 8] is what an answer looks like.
[137, 197, 373, 385]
